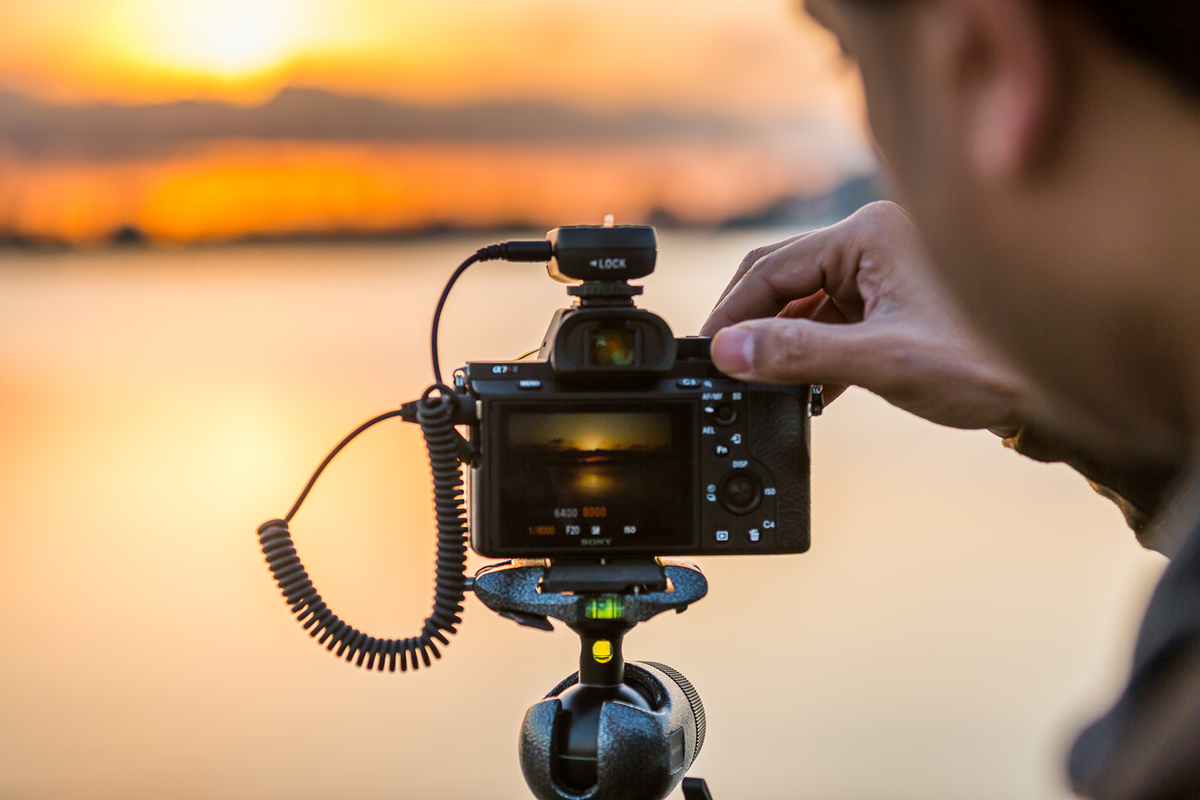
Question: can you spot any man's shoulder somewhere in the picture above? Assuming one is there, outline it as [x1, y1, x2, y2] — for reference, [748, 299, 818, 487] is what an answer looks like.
[1069, 504, 1200, 798]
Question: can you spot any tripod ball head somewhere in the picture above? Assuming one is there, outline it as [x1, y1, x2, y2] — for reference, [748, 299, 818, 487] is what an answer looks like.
[519, 661, 706, 800]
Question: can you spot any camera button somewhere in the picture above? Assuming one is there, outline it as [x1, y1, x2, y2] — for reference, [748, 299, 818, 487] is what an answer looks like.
[713, 404, 737, 425]
[517, 379, 542, 390]
[677, 378, 702, 388]
[714, 530, 730, 543]
[714, 444, 729, 457]
[718, 470, 762, 515]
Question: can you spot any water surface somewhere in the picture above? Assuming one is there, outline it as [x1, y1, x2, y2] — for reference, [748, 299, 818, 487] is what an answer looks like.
[0, 233, 1163, 799]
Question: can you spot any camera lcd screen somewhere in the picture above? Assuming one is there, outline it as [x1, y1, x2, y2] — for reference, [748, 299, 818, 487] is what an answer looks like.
[497, 404, 695, 552]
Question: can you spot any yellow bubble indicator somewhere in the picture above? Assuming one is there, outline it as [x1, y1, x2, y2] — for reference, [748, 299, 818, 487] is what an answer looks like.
[585, 597, 623, 620]
[592, 640, 614, 664]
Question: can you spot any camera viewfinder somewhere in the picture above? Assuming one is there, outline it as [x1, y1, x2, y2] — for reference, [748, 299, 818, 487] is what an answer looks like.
[588, 328, 637, 366]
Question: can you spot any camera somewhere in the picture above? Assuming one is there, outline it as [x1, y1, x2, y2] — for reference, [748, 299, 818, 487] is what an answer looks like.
[257, 220, 819, 800]
[462, 224, 812, 558]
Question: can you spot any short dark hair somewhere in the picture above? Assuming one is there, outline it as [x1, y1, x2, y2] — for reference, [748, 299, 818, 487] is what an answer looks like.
[849, 0, 1199, 96]
[1078, 0, 1199, 96]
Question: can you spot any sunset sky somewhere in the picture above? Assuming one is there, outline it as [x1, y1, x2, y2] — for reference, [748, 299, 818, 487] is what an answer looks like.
[0, 0, 857, 117]
[0, 0, 872, 244]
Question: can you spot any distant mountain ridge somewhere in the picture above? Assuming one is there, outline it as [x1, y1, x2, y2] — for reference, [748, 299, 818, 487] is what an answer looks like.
[0, 87, 752, 158]
[722, 173, 886, 229]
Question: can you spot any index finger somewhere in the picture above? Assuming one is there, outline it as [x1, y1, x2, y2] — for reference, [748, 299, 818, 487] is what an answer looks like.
[700, 220, 858, 336]
[711, 230, 815, 311]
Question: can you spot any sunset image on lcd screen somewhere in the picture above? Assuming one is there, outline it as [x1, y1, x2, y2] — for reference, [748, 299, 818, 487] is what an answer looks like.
[507, 413, 672, 452]
[500, 411, 693, 550]
[507, 412, 672, 495]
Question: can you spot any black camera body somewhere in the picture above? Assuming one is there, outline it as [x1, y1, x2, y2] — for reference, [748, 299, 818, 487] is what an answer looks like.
[257, 222, 816, 800]
[460, 224, 812, 560]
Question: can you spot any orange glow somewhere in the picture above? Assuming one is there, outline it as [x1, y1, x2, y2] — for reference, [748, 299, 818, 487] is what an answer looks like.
[574, 469, 614, 493]
[80, 0, 361, 102]
[0, 140, 848, 245]
[0, 0, 871, 244]
[0, 0, 858, 118]
[112, 0, 307, 78]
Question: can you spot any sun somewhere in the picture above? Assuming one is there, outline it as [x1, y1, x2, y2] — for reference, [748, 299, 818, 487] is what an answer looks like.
[112, 0, 309, 80]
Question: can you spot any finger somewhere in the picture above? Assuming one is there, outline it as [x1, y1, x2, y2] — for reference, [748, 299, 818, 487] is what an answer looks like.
[710, 316, 888, 388]
[700, 219, 864, 336]
[702, 201, 919, 336]
[819, 384, 849, 405]
[777, 291, 849, 325]
[779, 294, 850, 405]
[777, 293, 827, 321]
[712, 230, 817, 311]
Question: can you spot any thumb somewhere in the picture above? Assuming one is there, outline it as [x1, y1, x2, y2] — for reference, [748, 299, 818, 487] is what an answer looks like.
[710, 317, 875, 387]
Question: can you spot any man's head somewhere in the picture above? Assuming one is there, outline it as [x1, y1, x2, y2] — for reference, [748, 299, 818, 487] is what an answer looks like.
[806, 0, 1200, 454]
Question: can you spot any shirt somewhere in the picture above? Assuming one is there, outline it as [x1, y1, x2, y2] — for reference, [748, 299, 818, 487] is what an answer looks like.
[1068, 465, 1200, 798]
[1005, 426, 1198, 798]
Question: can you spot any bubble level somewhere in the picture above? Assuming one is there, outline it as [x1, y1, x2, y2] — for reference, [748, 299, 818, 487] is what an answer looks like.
[585, 596, 624, 620]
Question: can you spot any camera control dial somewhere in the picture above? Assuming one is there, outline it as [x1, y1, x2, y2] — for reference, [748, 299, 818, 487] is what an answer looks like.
[704, 403, 737, 426]
[717, 469, 763, 515]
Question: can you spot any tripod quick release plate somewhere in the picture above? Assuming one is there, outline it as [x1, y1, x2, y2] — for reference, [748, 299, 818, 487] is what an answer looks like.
[471, 558, 708, 631]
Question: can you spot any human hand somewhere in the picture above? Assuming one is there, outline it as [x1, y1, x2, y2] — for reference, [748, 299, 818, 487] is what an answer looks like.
[700, 201, 1037, 433]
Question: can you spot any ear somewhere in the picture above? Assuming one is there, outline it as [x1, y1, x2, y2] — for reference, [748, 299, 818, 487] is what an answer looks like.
[926, 0, 1061, 181]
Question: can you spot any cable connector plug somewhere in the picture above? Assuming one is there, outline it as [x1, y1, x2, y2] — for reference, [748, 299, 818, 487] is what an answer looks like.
[475, 240, 554, 263]
[399, 393, 476, 426]
[432, 240, 552, 386]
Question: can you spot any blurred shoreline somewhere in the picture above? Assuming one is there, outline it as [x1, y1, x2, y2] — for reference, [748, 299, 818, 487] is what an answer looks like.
[0, 87, 879, 249]
[0, 169, 884, 251]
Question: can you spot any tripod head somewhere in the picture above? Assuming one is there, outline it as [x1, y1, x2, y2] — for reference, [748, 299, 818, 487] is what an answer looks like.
[471, 559, 710, 800]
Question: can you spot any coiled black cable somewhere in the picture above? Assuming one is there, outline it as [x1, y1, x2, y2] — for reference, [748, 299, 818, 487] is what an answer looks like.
[256, 386, 467, 672]
[256, 238, 551, 672]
